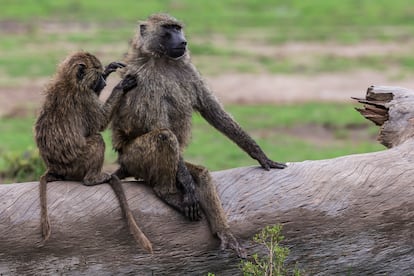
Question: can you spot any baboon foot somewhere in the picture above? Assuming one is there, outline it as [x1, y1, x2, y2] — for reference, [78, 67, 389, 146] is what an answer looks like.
[83, 173, 111, 186]
[182, 192, 202, 221]
[217, 230, 247, 259]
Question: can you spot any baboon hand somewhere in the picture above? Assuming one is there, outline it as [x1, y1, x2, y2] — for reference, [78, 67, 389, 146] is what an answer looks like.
[217, 230, 247, 259]
[103, 61, 126, 79]
[257, 156, 287, 170]
[183, 192, 202, 221]
[117, 74, 138, 93]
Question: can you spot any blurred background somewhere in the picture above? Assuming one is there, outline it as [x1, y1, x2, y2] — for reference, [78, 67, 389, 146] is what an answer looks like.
[1, 0, 414, 183]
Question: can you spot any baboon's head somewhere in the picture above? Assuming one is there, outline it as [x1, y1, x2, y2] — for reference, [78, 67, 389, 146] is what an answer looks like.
[135, 13, 188, 59]
[58, 52, 106, 95]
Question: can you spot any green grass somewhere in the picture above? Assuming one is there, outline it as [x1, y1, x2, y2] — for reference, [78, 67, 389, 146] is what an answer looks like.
[0, 116, 36, 170]
[0, 117, 36, 152]
[0, 103, 384, 180]
[2, 0, 414, 32]
[2, 0, 414, 82]
[185, 103, 383, 170]
[0, 1, 404, 181]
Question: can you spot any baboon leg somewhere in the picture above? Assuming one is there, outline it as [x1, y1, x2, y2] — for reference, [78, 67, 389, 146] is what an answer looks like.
[39, 171, 64, 242]
[82, 134, 111, 186]
[184, 162, 228, 233]
[144, 130, 200, 220]
[108, 175, 153, 253]
[120, 129, 200, 220]
[125, 129, 187, 214]
[185, 162, 247, 258]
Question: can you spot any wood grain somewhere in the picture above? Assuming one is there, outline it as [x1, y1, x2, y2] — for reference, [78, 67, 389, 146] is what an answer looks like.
[1, 86, 413, 275]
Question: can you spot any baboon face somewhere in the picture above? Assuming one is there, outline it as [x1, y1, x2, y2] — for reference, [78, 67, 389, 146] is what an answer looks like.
[62, 52, 106, 95]
[139, 14, 187, 59]
[77, 63, 106, 94]
[159, 24, 187, 58]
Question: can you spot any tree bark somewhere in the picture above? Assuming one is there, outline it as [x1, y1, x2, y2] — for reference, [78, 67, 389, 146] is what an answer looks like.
[1, 85, 413, 275]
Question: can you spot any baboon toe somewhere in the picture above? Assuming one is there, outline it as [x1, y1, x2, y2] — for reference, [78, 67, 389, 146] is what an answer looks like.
[217, 230, 247, 259]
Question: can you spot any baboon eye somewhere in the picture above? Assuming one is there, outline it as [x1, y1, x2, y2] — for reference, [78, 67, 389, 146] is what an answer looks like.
[76, 63, 87, 81]
[140, 24, 147, 36]
[163, 31, 172, 39]
[163, 24, 181, 31]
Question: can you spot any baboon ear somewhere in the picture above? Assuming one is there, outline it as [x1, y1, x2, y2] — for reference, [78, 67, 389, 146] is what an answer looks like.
[76, 63, 86, 81]
[140, 24, 147, 36]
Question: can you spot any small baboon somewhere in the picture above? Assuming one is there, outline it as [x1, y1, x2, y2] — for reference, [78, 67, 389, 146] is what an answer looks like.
[111, 13, 286, 257]
[35, 51, 152, 253]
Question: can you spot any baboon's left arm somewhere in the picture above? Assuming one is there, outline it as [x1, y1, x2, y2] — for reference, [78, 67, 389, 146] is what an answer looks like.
[196, 85, 286, 170]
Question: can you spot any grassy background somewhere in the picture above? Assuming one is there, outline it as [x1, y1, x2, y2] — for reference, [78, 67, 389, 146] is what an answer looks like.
[2, 0, 411, 182]
[2, 0, 414, 82]
[0, 103, 383, 182]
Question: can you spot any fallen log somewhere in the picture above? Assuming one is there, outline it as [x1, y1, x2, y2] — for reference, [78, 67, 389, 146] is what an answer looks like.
[1, 85, 413, 275]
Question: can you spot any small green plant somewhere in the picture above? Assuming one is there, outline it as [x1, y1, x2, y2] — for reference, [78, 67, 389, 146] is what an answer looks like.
[241, 224, 303, 276]
[0, 148, 45, 183]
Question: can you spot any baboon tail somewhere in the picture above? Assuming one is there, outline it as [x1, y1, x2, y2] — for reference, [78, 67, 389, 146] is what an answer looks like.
[109, 175, 153, 254]
[39, 174, 51, 241]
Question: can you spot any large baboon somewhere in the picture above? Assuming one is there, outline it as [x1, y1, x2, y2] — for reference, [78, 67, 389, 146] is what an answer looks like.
[111, 13, 286, 257]
[35, 51, 152, 253]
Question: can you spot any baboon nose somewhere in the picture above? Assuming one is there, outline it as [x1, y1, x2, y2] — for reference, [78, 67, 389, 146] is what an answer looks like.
[158, 133, 168, 141]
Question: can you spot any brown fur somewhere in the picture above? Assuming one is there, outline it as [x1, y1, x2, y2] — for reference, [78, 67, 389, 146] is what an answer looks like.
[111, 13, 285, 257]
[35, 51, 152, 253]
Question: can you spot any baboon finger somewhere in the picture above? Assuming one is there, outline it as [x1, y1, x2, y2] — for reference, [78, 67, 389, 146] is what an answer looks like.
[191, 205, 197, 221]
[259, 158, 287, 170]
[120, 75, 138, 93]
[193, 203, 202, 221]
[192, 204, 200, 221]
[184, 206, 190, 220]
[106, 61, 125, 70]
[196, 203, 202, 220]
[114, 62, 126, 68]
[185, 204, 198, 221]
[269, 161, 287, 169]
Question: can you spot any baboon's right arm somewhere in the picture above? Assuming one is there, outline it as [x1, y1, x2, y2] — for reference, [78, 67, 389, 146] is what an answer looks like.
[102, 62, 126, 80]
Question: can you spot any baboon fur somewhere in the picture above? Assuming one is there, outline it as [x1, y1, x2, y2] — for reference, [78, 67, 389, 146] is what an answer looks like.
[35, 51, 152, 253]
[112, 13, 285, 257]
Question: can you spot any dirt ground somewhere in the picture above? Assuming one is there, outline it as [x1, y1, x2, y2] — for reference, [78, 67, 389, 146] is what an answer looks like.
[1, 69, 414, 118]
[2, 21, 414, 114]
